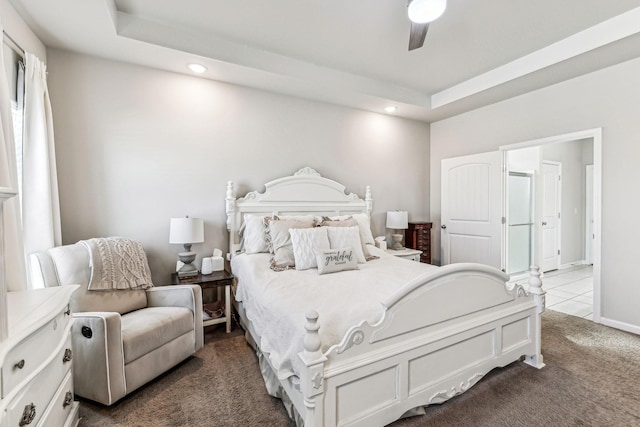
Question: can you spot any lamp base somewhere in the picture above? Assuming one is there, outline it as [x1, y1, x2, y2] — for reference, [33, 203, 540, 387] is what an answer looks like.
[391, 234, 404, 250]
[177, 251, 198, 278]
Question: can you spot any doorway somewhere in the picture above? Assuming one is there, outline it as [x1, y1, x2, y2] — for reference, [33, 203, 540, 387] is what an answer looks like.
[501, 128, 601, 322]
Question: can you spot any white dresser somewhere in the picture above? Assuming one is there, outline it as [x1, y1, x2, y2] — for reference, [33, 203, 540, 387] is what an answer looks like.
[0, 188, 80, 427]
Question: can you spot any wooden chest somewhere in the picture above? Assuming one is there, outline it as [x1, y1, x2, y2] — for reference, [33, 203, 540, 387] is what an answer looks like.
[405, 222, 432, 264]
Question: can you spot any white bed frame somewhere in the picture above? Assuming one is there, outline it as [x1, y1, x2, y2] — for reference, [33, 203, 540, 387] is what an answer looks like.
[226, 167, 545, 427]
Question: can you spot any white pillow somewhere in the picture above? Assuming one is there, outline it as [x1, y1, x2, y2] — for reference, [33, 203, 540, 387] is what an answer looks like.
[265, 217, 316, 270]
[329, 213, 375, 246]
[240, 214, 269, 254]
[326, 226, 366, 263]
[290, 227, 330, 270]
[316, 247, 359, 275]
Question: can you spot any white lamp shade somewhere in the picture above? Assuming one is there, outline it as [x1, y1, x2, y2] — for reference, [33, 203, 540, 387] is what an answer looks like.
[386, 211, 408, 229]
[408, 0, 447, 24]
[169, 217, 204, 244]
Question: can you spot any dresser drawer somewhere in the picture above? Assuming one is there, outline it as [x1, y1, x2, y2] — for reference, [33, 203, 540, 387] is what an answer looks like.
[5, 332, 73, 427]
[36, 371, 77, 427]
[2, 306, 71, 399]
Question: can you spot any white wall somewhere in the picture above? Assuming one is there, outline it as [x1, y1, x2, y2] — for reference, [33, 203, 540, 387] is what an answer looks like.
[0, 0, 46, 61]
[542, 138, 593, 265]
[46, 49, 430, 285]
[431, 56, 640, 329]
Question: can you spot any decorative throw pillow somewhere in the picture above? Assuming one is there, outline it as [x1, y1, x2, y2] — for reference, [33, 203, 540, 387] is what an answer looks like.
[239, 214, 269, 254]
[264, 217, 316, 270]
[319, 216, 375, 258]
[316, 247, 359, 275]
[330, 214, 375, 245]
[319, 216, 358, 228]
[290, 227, 330, 270]
[325, 226, 366, 263]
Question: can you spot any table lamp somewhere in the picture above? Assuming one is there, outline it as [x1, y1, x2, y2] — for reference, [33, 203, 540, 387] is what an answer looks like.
[169, 216, 204, 278]
[386, 211, 408, 250]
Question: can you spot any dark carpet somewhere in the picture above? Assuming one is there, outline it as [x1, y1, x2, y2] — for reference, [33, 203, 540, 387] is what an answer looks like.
[79, 311, 640, 426]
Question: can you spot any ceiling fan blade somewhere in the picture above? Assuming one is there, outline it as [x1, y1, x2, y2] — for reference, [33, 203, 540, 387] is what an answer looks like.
[408, 22, 429, 51]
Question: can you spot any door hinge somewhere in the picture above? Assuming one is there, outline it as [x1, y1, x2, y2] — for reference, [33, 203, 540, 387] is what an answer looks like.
[558, 249, 560, 255]
[558, 212, 561, 219]
[501, 217, 506, 224]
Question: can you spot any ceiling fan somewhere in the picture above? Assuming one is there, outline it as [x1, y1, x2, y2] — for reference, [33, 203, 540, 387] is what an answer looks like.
[407, 0, 447, 51]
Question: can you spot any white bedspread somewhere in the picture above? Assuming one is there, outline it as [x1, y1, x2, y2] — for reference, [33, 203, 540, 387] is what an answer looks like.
[232, 246, 439, 380]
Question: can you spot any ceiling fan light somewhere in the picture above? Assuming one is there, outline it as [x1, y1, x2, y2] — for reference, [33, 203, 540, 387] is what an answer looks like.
[408, 0, 447, 24]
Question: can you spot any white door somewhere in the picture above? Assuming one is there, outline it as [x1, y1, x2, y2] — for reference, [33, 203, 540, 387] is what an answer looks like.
[542, 161, 561, 272]
[441, 151, 503, 269]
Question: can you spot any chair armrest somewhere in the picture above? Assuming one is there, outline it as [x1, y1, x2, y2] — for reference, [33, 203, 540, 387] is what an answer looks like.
[146, 285, 203, 351]
[71, 312, 126, 405]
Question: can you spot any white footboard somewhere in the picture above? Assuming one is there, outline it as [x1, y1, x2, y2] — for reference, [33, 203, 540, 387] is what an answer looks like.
[298, 264, 545, 427]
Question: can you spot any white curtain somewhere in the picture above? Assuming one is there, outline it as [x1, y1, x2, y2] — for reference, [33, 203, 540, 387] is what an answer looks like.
[0, 21, 27, 291]
[22, 52, 61, 285]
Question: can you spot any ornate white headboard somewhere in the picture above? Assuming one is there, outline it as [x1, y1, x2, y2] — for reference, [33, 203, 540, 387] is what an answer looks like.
[226, 167, 372, 255]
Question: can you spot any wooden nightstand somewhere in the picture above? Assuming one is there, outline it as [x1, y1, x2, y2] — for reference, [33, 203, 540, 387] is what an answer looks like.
[405, 222, 432, 264]
[386, 248, 422, 262]
[171, 270, 234, 333]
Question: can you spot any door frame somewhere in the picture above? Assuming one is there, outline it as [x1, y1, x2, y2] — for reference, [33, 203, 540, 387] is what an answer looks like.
[585, 165, 594, 265]
[542, 160, 562, 272]
[499, 128, 602, 322]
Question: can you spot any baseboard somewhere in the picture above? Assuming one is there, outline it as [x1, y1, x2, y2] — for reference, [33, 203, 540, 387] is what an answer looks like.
[599, 317, 640, 335]
[558, 260, 589, 270]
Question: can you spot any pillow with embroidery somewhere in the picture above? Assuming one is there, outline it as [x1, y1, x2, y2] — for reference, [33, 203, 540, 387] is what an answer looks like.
[325, 226, 366, 263]
[316, 247, 359, 275]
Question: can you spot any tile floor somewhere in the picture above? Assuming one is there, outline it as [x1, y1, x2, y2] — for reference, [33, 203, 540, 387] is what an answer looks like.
[541, 265, 593, 320]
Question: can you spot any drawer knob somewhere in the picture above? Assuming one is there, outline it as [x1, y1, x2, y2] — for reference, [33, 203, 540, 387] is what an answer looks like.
[19, 403, 36, 426]
[63, 391, 73, 408]
[63, 348, 73, 363]
[14, 359, 25, 369]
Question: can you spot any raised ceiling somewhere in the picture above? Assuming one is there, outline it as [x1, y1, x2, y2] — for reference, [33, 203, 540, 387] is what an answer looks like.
[10, 0, 640, 122]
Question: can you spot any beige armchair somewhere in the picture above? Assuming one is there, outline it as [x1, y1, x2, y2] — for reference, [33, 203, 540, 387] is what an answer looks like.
[29, 242, 203, 406]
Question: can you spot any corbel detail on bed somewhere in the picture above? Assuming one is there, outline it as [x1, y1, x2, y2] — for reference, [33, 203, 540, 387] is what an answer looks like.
[429, 372, 485, 404]
[336, 329, 365, 354]
[225, 181, 235, 231]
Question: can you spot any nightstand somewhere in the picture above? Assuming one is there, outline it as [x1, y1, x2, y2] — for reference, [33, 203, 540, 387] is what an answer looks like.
[171, 270, 234, 333]
[386, 248, 422, 262]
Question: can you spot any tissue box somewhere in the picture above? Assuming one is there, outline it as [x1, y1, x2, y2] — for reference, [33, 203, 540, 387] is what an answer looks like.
[202, 256, 224, 275]
[210, 256, 224, 272]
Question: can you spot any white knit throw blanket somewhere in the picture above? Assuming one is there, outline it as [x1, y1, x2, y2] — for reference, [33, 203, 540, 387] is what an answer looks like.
[80, 237, 154, 291]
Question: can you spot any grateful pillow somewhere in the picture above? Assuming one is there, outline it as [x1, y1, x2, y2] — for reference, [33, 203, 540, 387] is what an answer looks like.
[325, 226, 366, 263]
[290, 227, 330, 270]
[316, 247, 359, 275]
[320, 216, 373, 258]
[265, 217, 316, 270]
[239, 214, 269, 254]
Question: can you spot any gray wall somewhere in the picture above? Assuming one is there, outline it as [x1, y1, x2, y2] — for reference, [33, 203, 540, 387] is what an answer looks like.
[543, 139, 593, 265]
[46, 49, 430, 285]
[430, 56, 640, 330]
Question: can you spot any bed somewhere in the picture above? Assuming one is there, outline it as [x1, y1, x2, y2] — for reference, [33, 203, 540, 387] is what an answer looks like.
[225, 167, 545, 427]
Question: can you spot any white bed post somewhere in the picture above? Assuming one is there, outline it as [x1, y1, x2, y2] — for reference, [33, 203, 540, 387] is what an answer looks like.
[298, 311, 327, 427]
[225, 181, 236, 255]
[524, 265, 545, 369]
[365, 185, 373, 216]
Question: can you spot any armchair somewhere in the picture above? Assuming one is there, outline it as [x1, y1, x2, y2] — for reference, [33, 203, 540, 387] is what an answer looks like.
[29, 242, 203, 406]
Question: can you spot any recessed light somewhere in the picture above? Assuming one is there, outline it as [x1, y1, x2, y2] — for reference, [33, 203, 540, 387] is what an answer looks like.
[187, 63, 207, 74]
[384, 106, 398, 114]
